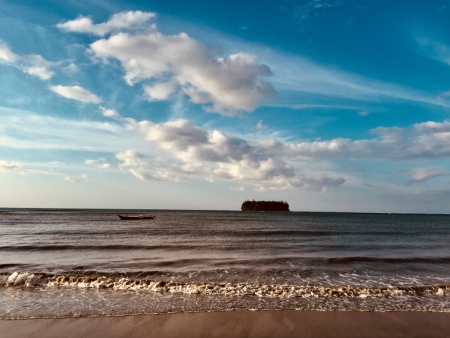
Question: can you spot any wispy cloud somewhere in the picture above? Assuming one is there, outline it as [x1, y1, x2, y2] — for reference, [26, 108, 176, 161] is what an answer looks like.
[0, 107, 136, 152]
[85, 158, 113, 169]
[416, 36, 450, 66]
[0, 42, 54, 80]
[293, 0, 345, 26]
[407, 166, 450, 185]
[267, 51, 445, 108]
[50, 85, 102, 104]
[64, 174, 90, 183]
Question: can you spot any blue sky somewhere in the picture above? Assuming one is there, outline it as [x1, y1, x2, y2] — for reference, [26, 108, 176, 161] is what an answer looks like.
[1, 0, 450, 212]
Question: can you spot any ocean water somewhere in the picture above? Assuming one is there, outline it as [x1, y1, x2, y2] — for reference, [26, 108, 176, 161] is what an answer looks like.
[0, 209, 449, 318]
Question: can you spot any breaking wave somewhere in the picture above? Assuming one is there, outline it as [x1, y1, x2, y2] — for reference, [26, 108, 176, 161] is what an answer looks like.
[1, 272, 449, 299]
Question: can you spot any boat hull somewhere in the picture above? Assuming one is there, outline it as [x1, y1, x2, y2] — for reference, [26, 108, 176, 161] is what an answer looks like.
[117, 215, 155, 220]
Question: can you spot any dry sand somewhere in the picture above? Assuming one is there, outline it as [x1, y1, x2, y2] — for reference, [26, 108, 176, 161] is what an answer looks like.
[1, 310, 449, 338]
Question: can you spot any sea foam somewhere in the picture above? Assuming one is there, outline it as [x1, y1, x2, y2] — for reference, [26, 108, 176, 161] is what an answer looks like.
[1, 272, 449, 299]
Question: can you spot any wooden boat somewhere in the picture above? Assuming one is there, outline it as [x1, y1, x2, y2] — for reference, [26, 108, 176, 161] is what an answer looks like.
[117, 215, 155, 220]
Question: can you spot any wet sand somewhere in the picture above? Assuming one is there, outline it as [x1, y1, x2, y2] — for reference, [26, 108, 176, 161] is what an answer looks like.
[1, 310, 449, 338]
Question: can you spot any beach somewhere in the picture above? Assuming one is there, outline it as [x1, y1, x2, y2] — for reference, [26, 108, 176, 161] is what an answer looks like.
[1, 310, 450, 338]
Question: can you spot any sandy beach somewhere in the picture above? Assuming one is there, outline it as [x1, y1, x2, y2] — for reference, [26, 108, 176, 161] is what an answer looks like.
[1, 310, 449, 338]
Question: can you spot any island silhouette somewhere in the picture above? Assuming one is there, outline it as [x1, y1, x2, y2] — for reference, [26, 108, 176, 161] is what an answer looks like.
[241, 200, 290, 212]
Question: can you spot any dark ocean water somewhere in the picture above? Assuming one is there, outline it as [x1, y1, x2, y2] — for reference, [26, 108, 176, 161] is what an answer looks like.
[1, 209, 449, 318]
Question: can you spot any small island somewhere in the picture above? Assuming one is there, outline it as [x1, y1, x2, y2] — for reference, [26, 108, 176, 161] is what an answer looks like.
[241, 200, 290, 212]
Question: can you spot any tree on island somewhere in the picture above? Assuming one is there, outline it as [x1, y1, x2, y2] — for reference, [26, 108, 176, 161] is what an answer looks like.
[241, 200, 290, 212]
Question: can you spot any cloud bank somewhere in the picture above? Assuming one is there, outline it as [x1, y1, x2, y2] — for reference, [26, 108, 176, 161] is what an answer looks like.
[90, 116, 450, 191]
[286, 120, 450, 161]
[85, 116, 345, 191]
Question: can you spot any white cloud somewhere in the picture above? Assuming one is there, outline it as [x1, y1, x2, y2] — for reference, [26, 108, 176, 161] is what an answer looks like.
[57, 11, 156, 36]
[0, 43, 18, 62]
[100, 106, 121, 119]
[255, 120, 268, 130]
[116, 150, 157, 181]
[413, 120, 450, 133]
[24, 66, 54, 80]
[64, 12, 277, 116]
[116, 150, 147, 167]
[85, 158, 113, 169]
[0, 42, 54, 80]
[144, 81, 175, 101]
[87, 26, 275, 115]
[50, 85, 102, 104]
[138, 119, 209, 154]
[115, 150, 186, 182]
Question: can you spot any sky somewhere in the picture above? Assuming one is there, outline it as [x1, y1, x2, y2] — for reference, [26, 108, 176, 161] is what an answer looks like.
[1, 0, 450, 212]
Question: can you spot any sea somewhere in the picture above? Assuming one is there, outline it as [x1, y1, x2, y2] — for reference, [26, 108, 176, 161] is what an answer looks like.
[1, 209, 449, 319]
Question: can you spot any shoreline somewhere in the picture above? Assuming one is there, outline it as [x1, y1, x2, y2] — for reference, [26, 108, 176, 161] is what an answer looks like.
[1, 310, 450, 338]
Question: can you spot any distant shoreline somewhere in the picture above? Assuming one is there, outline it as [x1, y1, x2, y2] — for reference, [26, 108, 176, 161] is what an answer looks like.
[1, 208, 450, 216]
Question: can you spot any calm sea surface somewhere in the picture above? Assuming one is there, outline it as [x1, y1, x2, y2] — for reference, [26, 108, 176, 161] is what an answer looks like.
[1, 209, 449, 318]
